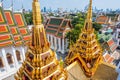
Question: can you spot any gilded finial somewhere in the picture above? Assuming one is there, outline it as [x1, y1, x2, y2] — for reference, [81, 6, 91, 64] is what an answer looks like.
[34, 0, 38, 2]
[32, 0, 42, 25]
[32, 0, 48, 48]
[87, 0, 92, 21]
[84, 0, 93, 30]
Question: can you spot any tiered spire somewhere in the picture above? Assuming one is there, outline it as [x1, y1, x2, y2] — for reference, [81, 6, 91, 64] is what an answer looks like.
[32, 0, 48, 49]
[65, 0, 102, 77]
[15, 0, 67, 80]
[84, 0, 92, 30]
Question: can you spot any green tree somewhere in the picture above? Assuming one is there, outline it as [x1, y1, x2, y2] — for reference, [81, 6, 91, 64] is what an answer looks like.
[66, 13, 86, 46]
[24, 12, 33, 25]
[93, 22, 102, 31]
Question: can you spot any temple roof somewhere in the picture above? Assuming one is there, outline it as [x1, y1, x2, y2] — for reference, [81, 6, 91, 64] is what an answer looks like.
[107, 39, 117, 52]
[14, 12, 31, 44]
[103, 50, 120, 64]
[0, 7, 14, 47]
[4, 10, 23, 46]
[65, 0, 103, 77]
[96, 15, 111, 25]
[4, 10, 17, 27]
[0, 6, 31, 47]
[103, 53, 115, 64]
[45, 18, 72, 38]
[66, 61, 118, 80]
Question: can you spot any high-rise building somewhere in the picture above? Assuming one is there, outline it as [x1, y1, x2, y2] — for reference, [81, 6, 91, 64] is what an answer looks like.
[14, 0, 67, 80]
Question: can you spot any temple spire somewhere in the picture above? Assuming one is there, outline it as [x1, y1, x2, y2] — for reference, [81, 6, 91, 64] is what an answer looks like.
[32, 0, 48, 49]
[84, 0, 93, 30]
[15, 0, 67, 79]
[32, 0, 42, 25]
[65, 0, 102, 77]
[87, 0, 92, 21]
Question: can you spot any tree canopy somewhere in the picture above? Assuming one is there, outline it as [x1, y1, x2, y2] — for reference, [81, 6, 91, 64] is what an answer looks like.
[66, 13, 86, 45]
[23, 12, 33, 25]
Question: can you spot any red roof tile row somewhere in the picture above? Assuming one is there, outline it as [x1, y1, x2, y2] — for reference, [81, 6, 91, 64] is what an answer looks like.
[0, 7, 31, 47]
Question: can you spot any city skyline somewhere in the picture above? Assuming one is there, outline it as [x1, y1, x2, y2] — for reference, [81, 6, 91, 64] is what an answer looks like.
[3, 0, 120, 11]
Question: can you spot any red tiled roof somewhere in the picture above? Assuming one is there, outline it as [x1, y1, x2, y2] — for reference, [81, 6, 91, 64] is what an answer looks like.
[0, 41, 13, 47]
[4, 10, 23, 46]
[104, 53, 115, 64]
[23, 36, 31, 41]
[104, 54, 111, 61]
[10, 27, 19, 35]
[15, 41, 23, 46]
[0, 7, 31, 47]
[0, 25, 10, 34]
[14, 12, 31, 44]
[14, 35, 22, 41]
[14, 13, 26, 27]
[107, 39, 117, 52]
[4, 11, 15, 26]
[0, 7, 14, 47]
[0, 7, 6, 24]
[96, 16, 109, 24]
[19, 28, 29, 36]
[107, 39, 114, 46]
[107, 57, 114, 63]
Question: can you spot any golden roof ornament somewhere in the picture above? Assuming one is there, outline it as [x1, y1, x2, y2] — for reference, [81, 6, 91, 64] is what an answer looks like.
[14, 0, 67, 80]
[65, 0, 102, 77]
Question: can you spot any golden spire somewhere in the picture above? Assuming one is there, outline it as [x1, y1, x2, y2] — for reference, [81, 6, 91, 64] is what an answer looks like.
[32, 0, 48, 49]
[84, 0, 93, 30]
[65, 0, 102, 77]
[15, 0, 67, 80]
[87, 0, 92, 21]
[32, 0, 42, 25]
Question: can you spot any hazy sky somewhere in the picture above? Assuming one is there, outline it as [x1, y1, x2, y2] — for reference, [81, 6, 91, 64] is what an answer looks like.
[3, 0, 120, 11]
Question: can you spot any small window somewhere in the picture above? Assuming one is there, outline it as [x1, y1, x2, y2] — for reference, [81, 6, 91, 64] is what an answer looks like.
[6, 53, 13, 65]
[0, 57, 4, 68]
[16, 50, 21, 61]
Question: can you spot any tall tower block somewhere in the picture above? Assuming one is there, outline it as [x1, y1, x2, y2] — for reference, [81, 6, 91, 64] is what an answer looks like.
[14, 0, 67, 80]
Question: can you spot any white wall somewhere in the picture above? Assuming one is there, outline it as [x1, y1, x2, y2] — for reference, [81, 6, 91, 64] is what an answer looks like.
[0, 46, 27, 80]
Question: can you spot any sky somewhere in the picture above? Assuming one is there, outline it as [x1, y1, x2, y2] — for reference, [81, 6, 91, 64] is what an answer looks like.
[3, 0, 120, 11]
